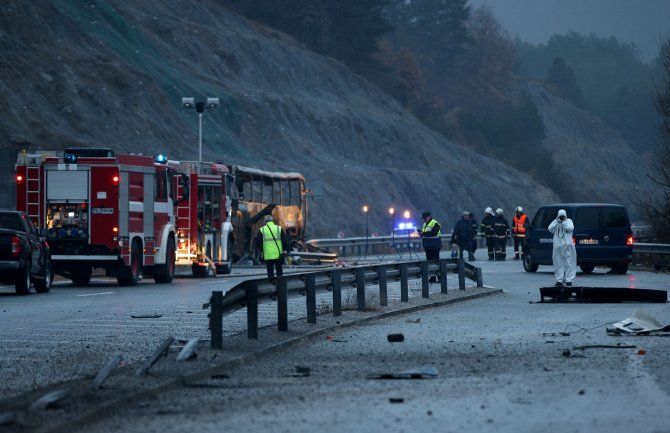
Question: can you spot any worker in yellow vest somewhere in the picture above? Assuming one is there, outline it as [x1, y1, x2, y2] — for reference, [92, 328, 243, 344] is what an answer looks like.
[255, 215, 289, 279]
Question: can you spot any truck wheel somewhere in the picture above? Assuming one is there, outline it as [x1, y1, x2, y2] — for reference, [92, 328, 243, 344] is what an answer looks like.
[154, 238, 175, 284]
[118, 241, 141, 286]
[523, 253, 539, 273]
[580, 264, 595, 274]
[71, 267, 92, 286]
[15, 259, 32, 295]
[35, 258, 53, 293]
[611, 264, 628, 275]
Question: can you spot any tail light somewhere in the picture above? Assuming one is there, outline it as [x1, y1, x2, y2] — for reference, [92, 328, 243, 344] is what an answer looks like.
[626, 234, 634, 246]
[11, 236, 20, 257]
[112, 175, 120, 185]
[16, 175, 24, 184]
[572, 235, 576, 246]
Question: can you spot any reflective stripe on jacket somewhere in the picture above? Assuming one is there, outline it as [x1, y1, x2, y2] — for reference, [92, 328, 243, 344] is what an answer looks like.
[512, 214, 528, 237]
[421, 219, 441, 237]
[260, 222, 282, 260]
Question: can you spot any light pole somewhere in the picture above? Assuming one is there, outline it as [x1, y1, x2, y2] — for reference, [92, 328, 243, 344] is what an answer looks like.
[389, 207, 395, 247]
[404, 210, 412, 260]
[363, 205, 369, 260]
[181, 97, 219, 163]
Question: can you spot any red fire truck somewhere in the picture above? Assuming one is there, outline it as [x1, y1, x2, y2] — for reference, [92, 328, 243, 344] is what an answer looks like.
[173, 160, 234, 277]
[15, 148, 183, 286]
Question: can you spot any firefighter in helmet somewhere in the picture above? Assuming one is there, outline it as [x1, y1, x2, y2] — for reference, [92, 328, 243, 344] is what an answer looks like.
[492, 208, 510, 261]
[511, 206, 530, 260]
[480, 207, 496, 261]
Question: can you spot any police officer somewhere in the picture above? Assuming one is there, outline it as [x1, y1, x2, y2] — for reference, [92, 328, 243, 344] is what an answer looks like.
[480, 207, 496, 261]
[493, 208, 510, 261]
[255, 215, 289, 279]
[418, 211, 441, 260]
[511, 206, 530, 260]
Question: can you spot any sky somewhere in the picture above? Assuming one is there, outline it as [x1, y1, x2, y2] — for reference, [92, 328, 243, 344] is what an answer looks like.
[468, 0, 670, 62]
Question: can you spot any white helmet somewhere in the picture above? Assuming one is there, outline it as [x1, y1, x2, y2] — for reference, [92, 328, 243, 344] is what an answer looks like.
[516, 206, 523, 213]
[496, 208, 503, 215]
[485, 207, 493, 215]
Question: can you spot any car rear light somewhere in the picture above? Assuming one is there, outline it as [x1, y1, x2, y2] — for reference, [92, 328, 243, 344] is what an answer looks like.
[626, 234, 634, 246]
[11, 236, 20, 257]
[572, 235, 576, 246]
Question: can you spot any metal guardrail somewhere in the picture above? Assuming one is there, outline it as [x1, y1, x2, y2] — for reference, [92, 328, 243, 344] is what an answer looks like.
[633, 242, 670, 255]
[207, 258, 483, 348]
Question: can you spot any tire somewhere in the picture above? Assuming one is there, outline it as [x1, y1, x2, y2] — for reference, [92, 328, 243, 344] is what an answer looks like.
[154, 238, 175, 284]
[611, 264, 628, 275]
[580, 264, 595, 274]
[15, 259, 32, 295]
[71, 267, 92, 286]
[523, 252, 539, 273]
[118, 240, 141, 286]
[34, 258, 53, 293]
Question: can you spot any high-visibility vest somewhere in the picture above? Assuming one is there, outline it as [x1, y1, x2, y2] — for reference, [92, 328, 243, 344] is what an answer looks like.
[513, 214, 528, 236]
[260, 222, 282, 260]
[421, 219, 441, 237]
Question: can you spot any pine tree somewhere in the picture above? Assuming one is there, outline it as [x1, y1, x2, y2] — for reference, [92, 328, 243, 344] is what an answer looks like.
[546, 57, 584, 106]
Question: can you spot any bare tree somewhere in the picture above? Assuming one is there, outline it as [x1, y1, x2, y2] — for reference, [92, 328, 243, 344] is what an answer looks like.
[642, 39, 670, 242]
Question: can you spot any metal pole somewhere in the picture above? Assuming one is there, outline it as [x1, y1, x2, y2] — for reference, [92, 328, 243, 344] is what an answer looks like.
[364, 213, 369, 260]
[356, 268, 366, 311]
[332, 269, 342, 317]
[421, 261, 429, 298]
[210, 291, 223, 349]
[378, 266, 388, 306]
[440, 259, 448, 294]
[246, 283, 258, 339]
[400, 263, 408, 302]
[277, 276, 288, 331]
[198, 111, 203, 163]
[306, 273, 316, 324]
[458, 257, 466, 290]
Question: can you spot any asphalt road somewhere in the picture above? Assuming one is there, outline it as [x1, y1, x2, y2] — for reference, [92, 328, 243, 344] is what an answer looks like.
[1, 251, 669, 433]
[82, 258, 670, 433]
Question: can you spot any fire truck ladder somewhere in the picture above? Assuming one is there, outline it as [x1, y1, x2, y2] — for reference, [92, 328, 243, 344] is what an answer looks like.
[26, 164, 41, 227]
[176, 200, 192, 262]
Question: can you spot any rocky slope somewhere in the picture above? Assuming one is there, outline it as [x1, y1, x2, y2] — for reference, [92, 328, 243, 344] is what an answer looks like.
[0, 1, 645, 237]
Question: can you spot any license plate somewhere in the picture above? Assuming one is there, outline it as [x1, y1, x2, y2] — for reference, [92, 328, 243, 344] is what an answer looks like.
[579, 238, 599, 245]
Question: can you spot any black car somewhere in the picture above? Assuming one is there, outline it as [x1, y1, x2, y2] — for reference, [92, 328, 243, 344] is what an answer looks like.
[522, 203, 633, 275]
[0, 211, 53, 294]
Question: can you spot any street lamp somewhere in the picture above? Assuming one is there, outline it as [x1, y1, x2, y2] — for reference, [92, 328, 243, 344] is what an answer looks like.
[404, 210, 412, 260]
[389, 207, 395, 247]
[181, 96, 219, 163]
[363, 205, 369, 260]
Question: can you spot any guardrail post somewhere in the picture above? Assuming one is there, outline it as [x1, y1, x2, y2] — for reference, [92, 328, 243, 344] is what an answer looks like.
[439, 259, 448, 294]
[400, 263, 408, 302]
[332, 270, 342, 317]
[475, 267, 483, 287]
[420, 261, 430, 298]
[210, 291, 223, 349]
[458, 257, 465, 290]
[377, 266, 388, 306]
[306, 273, 317, 324]
[246, 283, 258, 339]
[277, 276, 288, 332]
[356, 268, 366, 311]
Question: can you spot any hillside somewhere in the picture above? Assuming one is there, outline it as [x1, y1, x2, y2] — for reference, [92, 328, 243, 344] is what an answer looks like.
[0, 1, 646, 236]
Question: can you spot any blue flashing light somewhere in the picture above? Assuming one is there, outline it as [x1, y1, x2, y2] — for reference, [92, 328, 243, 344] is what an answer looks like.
[154, 154, 168, 164]
[64, 153, 77, 163]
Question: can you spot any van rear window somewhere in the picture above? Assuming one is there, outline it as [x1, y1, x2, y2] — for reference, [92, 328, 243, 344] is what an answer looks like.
[574, 208, 599, 230]
[602, 207, 628, 228]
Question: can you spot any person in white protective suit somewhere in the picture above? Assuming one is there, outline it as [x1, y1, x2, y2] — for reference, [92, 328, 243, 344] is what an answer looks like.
[548, 209, 576, 286]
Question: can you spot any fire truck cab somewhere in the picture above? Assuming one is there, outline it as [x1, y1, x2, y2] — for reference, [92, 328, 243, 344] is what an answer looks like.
[174, 161, 234, 277]
[15, 148, 183, 286]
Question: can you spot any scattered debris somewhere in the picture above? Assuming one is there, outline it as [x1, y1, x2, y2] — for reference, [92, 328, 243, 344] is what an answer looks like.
[573, 344, 636, 350]
[135, 336, 175, 376]
[578, 389, 585, 395]
[387, 333, 404, 342]
[30, 389, 69, 410]
[131, 314, 163, 319]
[176, 338, 200, 362]
[90, 353, 123, 390]
[211, 374, 230, 380]
[539, 287, 667, 303]
[406, 318, 421, 324]
[286, 366, 311, 377]
[389, 398, 404, 404]
[541, 332, 570, 337]
[607, 309, 670, 336]
[369, 367, 439, 380]
[561, 349, 585, 358]
[638, 349, 647, 355]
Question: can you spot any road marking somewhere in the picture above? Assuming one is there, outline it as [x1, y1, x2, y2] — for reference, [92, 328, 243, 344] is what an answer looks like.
[76, 292, 116, 297]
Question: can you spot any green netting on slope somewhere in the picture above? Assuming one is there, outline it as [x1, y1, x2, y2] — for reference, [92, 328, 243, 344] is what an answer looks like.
[57, 0, 247, 158]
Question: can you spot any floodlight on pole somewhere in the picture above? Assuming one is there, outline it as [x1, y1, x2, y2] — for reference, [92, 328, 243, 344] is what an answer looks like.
[181, 96, 219, 163]
[362, 205, 369, 260]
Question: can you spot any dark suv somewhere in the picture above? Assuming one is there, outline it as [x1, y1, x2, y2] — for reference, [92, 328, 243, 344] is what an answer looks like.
[522, 203, 633, 274]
